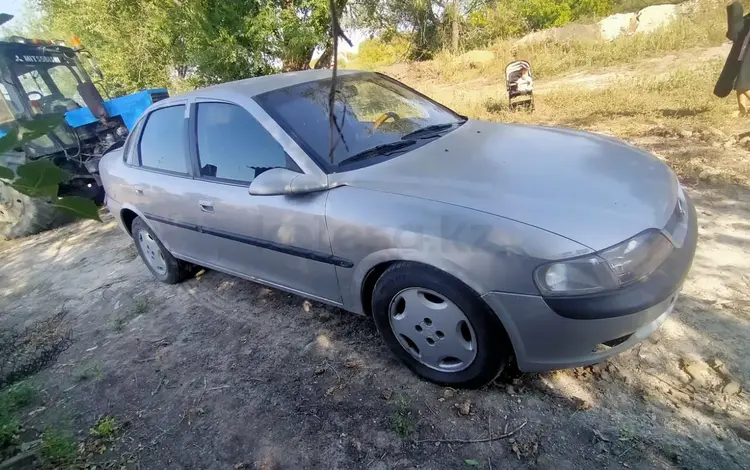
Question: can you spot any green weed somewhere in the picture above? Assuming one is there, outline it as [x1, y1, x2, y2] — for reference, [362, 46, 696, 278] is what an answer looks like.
[0, 383, 36, 449]
[89, 416, 118, 439]
[389, 396, 415, 437]
[133, 297, 150, 315]
[41, 430, 77, 467]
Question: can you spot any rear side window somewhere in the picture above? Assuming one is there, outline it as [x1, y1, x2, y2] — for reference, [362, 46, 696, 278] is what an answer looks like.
[195, 102, 288, 183]
[123, 119, 143, 163]
[139, 105, 188, 173]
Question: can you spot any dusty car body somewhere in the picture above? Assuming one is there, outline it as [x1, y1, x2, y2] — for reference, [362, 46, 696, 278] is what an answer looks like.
[100, 69, 697, 387]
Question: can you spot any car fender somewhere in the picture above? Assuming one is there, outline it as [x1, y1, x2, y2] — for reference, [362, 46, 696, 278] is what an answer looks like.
[115, 202, 177, 253]
[350, 247, 488, 313]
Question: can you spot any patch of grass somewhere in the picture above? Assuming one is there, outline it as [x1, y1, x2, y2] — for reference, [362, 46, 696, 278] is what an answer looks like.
[89, 416, 118, 439]
[113, 316, 127, 332]
[389, 396, 415, 437]
[41, 430, 77, 467]
[0, 414, 20, 450]
[612, 0, 683, 14]
[132, 297, 150, 315]
[0, 382, 36, 410]
[385, 0, 724, 86]
[0, 383, 36, 449]
[74, 363, 103, 383]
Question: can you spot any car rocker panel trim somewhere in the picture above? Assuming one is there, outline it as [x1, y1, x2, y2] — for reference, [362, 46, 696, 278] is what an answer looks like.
[143, 213, 353, 268]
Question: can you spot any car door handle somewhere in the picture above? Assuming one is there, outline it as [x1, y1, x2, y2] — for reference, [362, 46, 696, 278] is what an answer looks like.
[134, 187, 144, 196]
[198, 199, 214, 213]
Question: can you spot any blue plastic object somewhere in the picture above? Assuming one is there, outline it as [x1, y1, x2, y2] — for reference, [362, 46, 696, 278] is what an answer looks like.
[64, 88, 166, 130]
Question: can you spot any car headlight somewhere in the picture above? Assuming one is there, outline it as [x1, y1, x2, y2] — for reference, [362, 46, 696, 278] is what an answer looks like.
[534, 230, 674, 296]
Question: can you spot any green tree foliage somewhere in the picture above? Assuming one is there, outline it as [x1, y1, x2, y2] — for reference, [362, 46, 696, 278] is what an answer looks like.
[353, 0, 614, 58]
[36, 0, 345, 93]
[350, 35, 411, 70]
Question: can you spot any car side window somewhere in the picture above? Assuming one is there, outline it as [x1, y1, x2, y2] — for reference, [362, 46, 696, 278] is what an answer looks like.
[123, 119, 143, 163]
[138, 105, 188, 174]
[195, 102, 289, 183]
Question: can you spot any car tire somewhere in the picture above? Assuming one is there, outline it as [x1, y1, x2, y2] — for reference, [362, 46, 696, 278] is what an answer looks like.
[371, 261, 510, 388]
[131, 217, 190, 284]
[0, 183, 75, 239]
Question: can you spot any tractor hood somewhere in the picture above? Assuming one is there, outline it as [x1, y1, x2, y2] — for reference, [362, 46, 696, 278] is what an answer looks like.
[65, 88, 168, 130]
[336, 120, 680, 250]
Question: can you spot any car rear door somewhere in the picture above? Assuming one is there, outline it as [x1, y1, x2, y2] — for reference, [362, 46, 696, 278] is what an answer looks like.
[185, 99, 341, 304]
[126, 102, 213, 261]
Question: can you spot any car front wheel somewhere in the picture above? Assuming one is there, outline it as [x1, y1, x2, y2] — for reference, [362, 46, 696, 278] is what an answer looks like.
[371, 262, 511, 388]
[131, 217, 191, 284]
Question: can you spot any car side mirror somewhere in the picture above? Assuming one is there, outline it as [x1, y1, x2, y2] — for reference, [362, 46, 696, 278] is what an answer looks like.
[248, 168, 328, 196]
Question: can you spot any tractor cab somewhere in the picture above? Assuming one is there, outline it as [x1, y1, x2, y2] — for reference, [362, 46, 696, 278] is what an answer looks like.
[0, 35, 167, 197]
[0, 30, 168, 238]
[0, 38, 90, 158]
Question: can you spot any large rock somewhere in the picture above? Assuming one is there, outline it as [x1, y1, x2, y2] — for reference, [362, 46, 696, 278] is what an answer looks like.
[635, 4, 680, 34]
[599, 13, 638, 41]
[516, 1, 691, 46]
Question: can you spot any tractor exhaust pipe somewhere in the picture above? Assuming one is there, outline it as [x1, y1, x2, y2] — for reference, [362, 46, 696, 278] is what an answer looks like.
[77, 81, 109, 121]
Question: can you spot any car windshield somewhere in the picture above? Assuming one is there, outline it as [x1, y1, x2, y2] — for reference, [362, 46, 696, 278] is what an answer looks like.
[255, 72, 464, 170]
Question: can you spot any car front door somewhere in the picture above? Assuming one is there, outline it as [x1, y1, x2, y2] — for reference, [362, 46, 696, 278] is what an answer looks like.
[126, 102, 213, 261]
[185, 99, 341, 304]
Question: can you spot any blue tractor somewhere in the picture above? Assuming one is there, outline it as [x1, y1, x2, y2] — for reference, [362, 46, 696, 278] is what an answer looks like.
[0, 29, 167, 238]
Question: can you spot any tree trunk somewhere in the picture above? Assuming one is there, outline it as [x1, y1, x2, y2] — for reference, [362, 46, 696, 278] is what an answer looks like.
[451, 0, 460, 53]
[315, 43, 333, 69]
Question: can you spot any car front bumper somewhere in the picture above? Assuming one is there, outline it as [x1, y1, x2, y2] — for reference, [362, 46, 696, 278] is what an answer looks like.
[482, 192, 698, 373]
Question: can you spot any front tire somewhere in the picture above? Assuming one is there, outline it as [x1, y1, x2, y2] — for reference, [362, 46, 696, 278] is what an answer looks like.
[0, 183, 74, 239]
[131, 217, 190, 284]
[371, 262, 510, 388]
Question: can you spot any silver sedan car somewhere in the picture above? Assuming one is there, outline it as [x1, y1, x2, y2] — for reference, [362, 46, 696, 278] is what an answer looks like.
[100, 69, 697, 388]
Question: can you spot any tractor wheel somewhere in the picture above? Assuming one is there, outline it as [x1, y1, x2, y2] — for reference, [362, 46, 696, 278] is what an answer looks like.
[0, 183, 73, 239]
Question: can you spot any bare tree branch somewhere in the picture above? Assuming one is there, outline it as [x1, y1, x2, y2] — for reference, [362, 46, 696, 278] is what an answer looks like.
[328, 0, 353, 164]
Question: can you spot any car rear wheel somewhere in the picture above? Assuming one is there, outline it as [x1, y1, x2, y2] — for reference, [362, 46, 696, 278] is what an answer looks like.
[131, 217, 191, 284]
[371, 262, 510, 388]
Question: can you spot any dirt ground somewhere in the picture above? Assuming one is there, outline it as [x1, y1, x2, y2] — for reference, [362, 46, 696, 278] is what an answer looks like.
[1, 167, 749, 469]
[2, 43, 750, 468]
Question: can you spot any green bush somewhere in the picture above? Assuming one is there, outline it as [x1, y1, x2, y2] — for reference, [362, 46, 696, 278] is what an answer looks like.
[347, 36, 412, 70]
[520, 0, 612, 31]
[463, 0, 614, 49]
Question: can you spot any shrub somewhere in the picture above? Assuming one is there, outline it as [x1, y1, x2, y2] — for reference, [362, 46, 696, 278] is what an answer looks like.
[347, 36, 412, 70]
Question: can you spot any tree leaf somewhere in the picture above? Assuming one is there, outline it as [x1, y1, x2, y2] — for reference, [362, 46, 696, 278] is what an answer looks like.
[13, 160, 69, 197]
[52, 196, 101, 221]
[464, 460, 480, 467]
[12, 183, 58, 198]
[0, 164, 14, 180]
[0, 129, 20, 155]
[17, 115, 66, 141]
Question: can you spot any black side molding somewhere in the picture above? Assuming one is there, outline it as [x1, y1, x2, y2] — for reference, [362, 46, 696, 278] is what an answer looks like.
[144, 213, 353, 268]
[544, 194, 698, 320]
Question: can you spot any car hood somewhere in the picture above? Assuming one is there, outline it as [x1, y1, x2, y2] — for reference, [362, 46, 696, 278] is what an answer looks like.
[333, 120, 679, 250]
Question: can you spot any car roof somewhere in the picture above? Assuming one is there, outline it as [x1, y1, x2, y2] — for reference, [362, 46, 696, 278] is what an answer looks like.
[160, 69, 366, 104]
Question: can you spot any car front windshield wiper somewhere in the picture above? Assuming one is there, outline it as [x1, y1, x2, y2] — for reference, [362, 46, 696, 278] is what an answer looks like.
[400, 121, 465, 141]
[337, 139, 418, 167]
